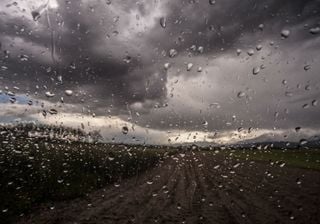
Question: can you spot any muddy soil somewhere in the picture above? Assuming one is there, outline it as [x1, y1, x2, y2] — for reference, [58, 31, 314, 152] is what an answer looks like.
[19, 152, 320, 224]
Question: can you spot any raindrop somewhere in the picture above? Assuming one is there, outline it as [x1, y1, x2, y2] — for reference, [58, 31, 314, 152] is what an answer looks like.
[197, 67, 202, 72]
[236, 49, 242, 55]
[48, 109, 58, 115]
[209, 0, 216, 5]
[233, 163, 240, 168]
[247, 49, 254, 56]
[281, 29, 290, 38]
[160, 17, 166, 28]
[309, 27, 320, 35]
[256, 44, 262, 51]
[304, 65, 311, 71]
[305, 85, 311, 91]
[312, 100, 318, 106]
[299, 139, 308, 146]
[169, 49, 178, 58]
[187, 63, 193, 71]
[45, 91, 55, 97]
[147, 181, 153, 185]
[7, 91, 15, 96]
[279, 162, 286, 168]
[164, 63, 170, 70]
[285, 91, 293, 97]
[190, 45, 196, 51]
[20, 54, 29, 61]
[57, 179, 64, 184]
[198, 46, 204, 53]
[65, 90, 73, 96]
[10, 97, 16, 103]
[123, 55, 132, 64]
[237, 91, 245, 98]
[252, 66, 260, 75]
[258, 24, 264, 31]
[302, 104, 309, 109]
[296, 178, 302, 185]
[202, 121, 208, 127]
[122, 126, 129, 134]
[295, 127, 301, 133]
[31, 11, 41, 21]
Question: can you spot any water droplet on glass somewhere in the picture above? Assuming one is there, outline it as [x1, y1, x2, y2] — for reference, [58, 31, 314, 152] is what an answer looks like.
[281, 29, 290, 38]
[309, 27, 320, 35]
[299, 139, 308, 146]
[49, 109, 58, 115]
[160, 17, 166, 28]
[169, 49, 178, 58]
[164, 63, 170, 70]
[279, 162, 286, 168]
[147, 181, 153, 185]
[202, 121, 208, 127]
[258, 24, 264, 31]
[31, 11, 41, 21]
[312, 100, 318, 106]
[236, 49, 242, 56]
[304, 65, 311, 71]
[256, 44, 262, 51]
[209, 0, 216, 5]
[302, 104, 309, 109]
[45, 91, 55, 97]
[123, 55, 132, 64]
[65, 90, 73, 96]
[285, 91, 293, 97]
[247, 49, 254, 56]
[233, 163, 240, 168]
[198, 46, 204, 53]
[253, 66, 260, 75]
[237, 91, 245, 98]
[295, 127, 301, 132]
[57, 179, 64, 184]
[187, 63, 193, 71]
[296, 178, 302, 185]
[122, 126, 129, 134]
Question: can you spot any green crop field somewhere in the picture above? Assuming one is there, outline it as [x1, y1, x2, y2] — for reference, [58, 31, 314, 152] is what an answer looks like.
[229, 149, 320, 170]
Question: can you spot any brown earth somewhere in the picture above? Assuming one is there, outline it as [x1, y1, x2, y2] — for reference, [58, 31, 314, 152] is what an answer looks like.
[18, 152, 320, 224]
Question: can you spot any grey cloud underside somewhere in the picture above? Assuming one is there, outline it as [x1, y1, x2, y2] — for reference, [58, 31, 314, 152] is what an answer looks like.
[0, 0, 320, 138]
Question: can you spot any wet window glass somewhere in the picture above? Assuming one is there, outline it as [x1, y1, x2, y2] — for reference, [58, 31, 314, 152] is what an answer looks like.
[0, 0, 320, 223]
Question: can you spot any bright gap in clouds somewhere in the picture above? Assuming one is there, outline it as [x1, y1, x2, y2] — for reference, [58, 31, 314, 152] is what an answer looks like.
[48, 0, 58, 9]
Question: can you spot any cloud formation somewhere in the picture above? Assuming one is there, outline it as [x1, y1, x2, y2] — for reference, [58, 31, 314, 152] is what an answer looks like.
[0, 0, 320, 144]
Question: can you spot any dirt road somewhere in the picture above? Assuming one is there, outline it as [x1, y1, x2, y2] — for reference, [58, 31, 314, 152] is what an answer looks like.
[19, 152, 320, 224]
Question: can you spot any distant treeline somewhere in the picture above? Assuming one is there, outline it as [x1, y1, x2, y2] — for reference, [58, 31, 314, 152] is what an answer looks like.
[0, 122, 103, 143]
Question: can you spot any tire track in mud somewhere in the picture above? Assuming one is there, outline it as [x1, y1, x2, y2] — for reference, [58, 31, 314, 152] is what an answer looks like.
[19, 152, 320, 224]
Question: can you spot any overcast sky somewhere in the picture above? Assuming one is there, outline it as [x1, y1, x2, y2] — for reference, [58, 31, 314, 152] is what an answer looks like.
[0, 0, 320, 145]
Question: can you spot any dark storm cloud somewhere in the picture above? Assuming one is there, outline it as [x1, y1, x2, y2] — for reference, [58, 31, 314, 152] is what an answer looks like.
[1, 0, 320, 140]
[0, 0, 168, 113]
[147, 0, 320, 55]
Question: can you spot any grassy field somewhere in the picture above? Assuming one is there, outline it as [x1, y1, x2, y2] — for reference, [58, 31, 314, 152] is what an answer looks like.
[229, 149, 320, 170]
[0, 136, 172, 223]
